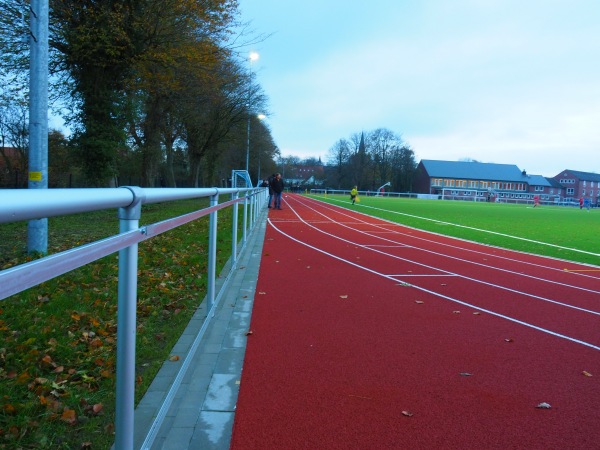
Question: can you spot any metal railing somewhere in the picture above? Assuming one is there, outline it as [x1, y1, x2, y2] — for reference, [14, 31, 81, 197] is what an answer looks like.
[0, 185, 267, 450]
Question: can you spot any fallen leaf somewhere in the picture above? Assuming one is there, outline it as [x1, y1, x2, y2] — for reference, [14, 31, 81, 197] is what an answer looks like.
[453, 310, 461, 314]
[340, 295, 348, 299]
[473, 312, 481, 315]
[258, 292, 266, 295]
[61, 408, 77, 424]
[582, 371, 593, 377]
[169, 355, 180, 362]
[401, 410, 414, 417]
[245, 330, 253, 336]
[504, 338, 514, 343]
[536, 402, 551, 409]
[460, 372, 473, 376]
[415, 300, 424, 304]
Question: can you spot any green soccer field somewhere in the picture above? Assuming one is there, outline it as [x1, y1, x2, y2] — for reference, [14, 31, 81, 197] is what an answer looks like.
[306, 193, 600, 267]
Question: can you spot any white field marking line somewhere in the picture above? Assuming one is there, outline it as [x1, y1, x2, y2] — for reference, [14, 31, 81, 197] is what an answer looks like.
[267, 217, 600, 352]
[313, 194, 600, 259]
[367, 245, 408, 248]
[390, 274, 457, 278]
[285, 197, 600, 315]
[298, 196, 600, 285]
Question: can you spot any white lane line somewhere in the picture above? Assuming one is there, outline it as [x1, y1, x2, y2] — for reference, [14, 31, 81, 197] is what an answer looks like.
[315, 195, 600, 258]
[298, 196, 600, 280]
[268, 217, 600, 352]
[291, 196, 600, 296]
[279, 197, 600, 316]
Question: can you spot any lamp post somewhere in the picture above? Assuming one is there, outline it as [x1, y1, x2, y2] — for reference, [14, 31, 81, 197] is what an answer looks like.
[256, 113, 266, 182]
[245, 51, 259, 180]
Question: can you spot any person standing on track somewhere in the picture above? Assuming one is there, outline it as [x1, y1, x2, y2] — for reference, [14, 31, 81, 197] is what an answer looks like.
[350, 186, 358, 204]
[270, 173, 285, 209]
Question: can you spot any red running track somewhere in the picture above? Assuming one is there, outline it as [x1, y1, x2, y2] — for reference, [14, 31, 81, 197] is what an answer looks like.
[230, 194, 600, 449]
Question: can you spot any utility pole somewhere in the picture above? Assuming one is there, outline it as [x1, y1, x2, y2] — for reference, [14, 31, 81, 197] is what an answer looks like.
[28, 0, 49, 254]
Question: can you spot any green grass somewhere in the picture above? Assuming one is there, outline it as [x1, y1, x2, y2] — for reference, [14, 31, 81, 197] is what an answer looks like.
[309, 194, 600, 266]
[0, 199, 238, 449]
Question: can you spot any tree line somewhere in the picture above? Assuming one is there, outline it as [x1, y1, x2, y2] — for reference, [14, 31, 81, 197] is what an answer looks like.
[0, 1, 416, 191]
[325, 128, 417, 192]
[0, 0, 279, 188]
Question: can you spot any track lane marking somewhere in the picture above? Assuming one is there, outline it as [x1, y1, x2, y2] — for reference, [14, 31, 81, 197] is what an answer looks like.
[289, 196, 600, 296]
[267, 217, 600, 352]
[277, 197, 600, 317]
[295, 196, 600, 280]
[314, 194, 600, 258]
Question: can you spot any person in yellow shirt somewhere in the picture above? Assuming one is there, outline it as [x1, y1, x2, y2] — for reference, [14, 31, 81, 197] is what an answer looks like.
[350, 186, 358, 205]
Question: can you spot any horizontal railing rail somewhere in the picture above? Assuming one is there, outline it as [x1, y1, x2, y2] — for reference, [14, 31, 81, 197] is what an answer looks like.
[0, 185, 267, 450]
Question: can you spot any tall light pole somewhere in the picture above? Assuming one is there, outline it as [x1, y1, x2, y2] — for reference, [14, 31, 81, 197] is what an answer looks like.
[245, 51, 259, 181]
[256, 113, 266, 182]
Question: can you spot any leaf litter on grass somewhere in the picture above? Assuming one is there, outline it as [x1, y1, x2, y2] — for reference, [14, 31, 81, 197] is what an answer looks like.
[0, 200, 232, 449]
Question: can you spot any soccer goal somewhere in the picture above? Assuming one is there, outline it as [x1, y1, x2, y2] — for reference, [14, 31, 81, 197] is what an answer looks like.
[440, 188, 488, 202]
[231, 170, 253, 188]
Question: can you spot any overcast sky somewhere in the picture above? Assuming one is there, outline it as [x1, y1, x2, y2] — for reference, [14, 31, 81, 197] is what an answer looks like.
[238, 0, 600, 177]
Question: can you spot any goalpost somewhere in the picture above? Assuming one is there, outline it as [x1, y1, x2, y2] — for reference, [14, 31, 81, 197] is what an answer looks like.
[440, 188, 489, 202]
[231, 170, 253, 188]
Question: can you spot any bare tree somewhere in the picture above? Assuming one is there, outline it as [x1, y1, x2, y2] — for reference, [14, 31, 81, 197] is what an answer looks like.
[326, 138, 352, 188]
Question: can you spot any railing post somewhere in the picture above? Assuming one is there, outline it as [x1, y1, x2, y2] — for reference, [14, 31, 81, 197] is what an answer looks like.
[115, 187, 145, 450]
[207, 192, 219, 313]
[250, 190, 256, 227]
[231, 191, 239, 263]
[242, 191, 248, 244]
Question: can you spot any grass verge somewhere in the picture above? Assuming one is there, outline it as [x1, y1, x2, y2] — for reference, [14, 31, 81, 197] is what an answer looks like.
[0, 199, 237, 449]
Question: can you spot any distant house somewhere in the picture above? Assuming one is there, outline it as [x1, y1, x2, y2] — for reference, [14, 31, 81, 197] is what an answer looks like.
[414, 160, 564, 203]
[525, 174, 564, 202]
[285, 164, 325, 188]
[553, 169, 600, 206]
